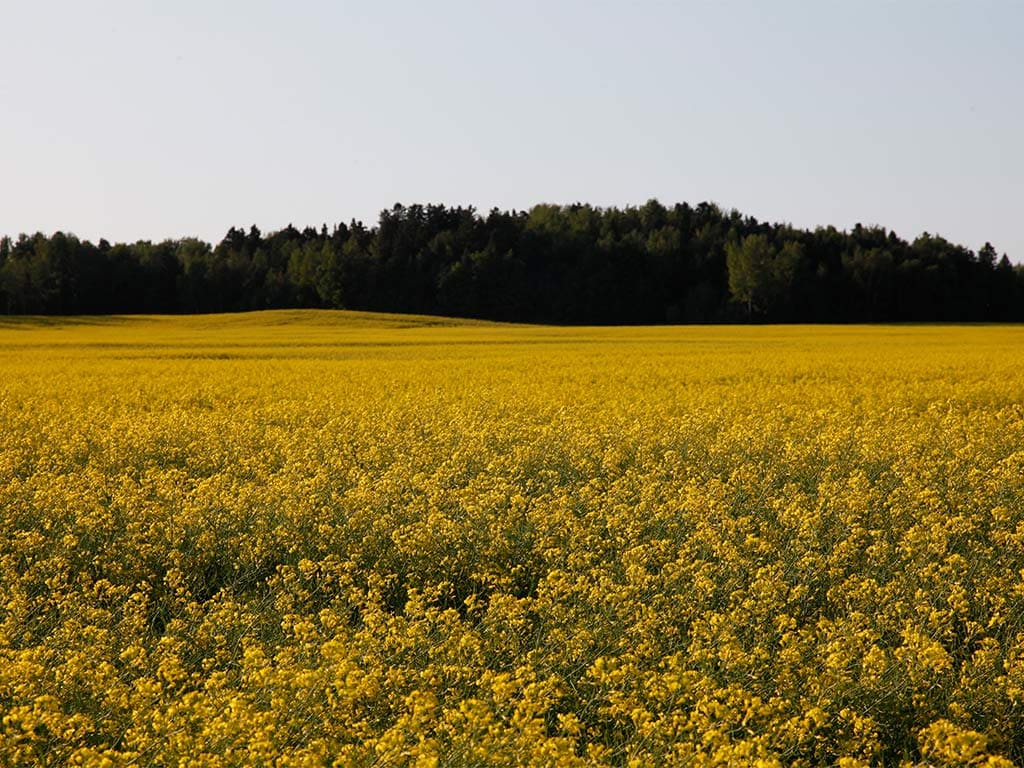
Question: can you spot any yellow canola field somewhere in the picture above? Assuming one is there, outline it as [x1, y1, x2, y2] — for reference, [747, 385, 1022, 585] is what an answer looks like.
[1, 312, 1023, 767]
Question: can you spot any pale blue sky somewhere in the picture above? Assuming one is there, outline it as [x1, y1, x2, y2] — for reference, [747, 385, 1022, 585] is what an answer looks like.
[1, 1, 1021, 259]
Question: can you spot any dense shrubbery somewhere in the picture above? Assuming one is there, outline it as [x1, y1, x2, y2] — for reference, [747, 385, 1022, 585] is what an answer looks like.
[2, 201, 1021, 322]
[1, 316, 1023, 765]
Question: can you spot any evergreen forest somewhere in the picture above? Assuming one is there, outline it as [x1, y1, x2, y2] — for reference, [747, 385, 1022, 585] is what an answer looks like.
[2, 201, 1021, 322]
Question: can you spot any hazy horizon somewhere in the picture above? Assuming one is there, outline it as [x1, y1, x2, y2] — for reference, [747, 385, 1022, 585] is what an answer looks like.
[2, 1, 1021, 260]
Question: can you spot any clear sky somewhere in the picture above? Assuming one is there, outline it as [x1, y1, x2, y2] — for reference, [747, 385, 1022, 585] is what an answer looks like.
[1, 1, 1021, 260]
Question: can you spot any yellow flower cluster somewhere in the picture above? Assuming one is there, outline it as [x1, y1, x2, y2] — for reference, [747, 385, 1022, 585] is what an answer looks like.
[1, 312, 1023, 766]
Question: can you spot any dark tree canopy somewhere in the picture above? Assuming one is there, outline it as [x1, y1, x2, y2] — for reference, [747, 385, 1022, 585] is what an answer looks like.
[1, 201, 1021, 322]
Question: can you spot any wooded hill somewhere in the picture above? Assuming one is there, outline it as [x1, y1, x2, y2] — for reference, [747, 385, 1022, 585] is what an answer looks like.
[2, 201, 1021, 322]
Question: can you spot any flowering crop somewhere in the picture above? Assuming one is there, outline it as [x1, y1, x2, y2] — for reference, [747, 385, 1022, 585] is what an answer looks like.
[1, 311, 1023, 767]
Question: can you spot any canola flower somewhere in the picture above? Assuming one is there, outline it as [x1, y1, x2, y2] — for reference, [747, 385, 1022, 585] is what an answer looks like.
[0, 311, 1023, 767]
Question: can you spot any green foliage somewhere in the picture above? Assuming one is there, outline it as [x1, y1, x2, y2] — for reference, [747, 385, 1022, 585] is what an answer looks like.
[726, 233, 773, 314]
[726, 235, 805, 317]
[0, 203, 1021, 322]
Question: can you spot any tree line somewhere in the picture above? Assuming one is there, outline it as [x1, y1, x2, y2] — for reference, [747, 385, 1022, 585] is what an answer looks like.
[1, 200, 1021, 322]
